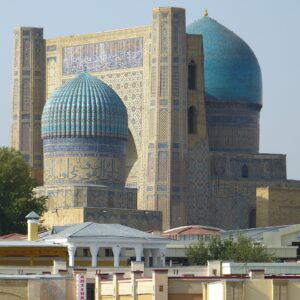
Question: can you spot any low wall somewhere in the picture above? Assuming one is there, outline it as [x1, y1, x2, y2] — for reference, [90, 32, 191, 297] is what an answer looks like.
[222, 262, 300, 275]
[0, 275, 75, 300]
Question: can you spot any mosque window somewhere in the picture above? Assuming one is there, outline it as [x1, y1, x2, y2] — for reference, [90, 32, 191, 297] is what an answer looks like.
[188, 60, 197, 90]
[242, 164, 249, 178]
[108, 196, 114, 208]
[249, 209, 256, 228]
[188, 106, 197, 134]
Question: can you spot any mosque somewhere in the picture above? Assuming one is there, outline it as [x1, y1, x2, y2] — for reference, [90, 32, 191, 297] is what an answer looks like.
[10, 7, 300, 231]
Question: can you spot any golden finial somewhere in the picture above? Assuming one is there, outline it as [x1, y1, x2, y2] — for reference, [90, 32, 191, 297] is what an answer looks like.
[204, 8, 208, 17]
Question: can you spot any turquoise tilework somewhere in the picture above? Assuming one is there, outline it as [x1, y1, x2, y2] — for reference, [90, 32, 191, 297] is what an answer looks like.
[42, 72, 128, 140]
[187, 16, 262, 105]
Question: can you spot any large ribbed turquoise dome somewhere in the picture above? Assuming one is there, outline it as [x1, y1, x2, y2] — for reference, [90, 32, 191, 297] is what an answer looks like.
[187, 15, 262, 105]
[42, 72, 128, 140]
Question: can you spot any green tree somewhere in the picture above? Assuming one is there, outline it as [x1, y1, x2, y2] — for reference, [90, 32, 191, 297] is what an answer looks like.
[186, 238, 210, 265]
[186, 235, 273, 265]
[0, 147, 46, 235]
[228, 235, 273, 263]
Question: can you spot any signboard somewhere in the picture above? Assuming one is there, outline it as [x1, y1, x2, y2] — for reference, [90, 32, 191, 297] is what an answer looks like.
[76, 273, 86, 300]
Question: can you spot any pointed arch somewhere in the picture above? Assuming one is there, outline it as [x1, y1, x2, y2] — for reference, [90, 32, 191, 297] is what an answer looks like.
[242, 164, 249, 178]
[188, 60, 197, 90]
[188, 106, 197, 134]
[249, 208, 256, 228]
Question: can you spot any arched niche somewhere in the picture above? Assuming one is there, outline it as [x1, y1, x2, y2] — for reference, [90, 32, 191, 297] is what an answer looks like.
[188, 106, 197, 134]
[249, 208, 256, 228]
[241, 164, 249, 178]
[188, 60, 197, 90]
[125, 130, 138, 187]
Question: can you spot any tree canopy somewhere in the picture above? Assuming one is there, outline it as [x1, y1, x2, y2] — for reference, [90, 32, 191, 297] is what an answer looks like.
[0, 147, 46, 235]
[186, 234, 273, 265]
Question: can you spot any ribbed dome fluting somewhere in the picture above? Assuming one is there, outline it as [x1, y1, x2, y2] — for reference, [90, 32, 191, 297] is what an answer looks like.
[42, 72, 128, 140]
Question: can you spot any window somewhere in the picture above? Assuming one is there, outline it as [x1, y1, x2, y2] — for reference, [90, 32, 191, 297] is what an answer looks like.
[242, 164, 249, 178]
[188, 60, 196, 90]
[105, 248, 113, 257]
[249, 209, 256, 228]
[108, 194, 114, 208]
[83, 248, 90, 257]
[188, 106, 197, 134]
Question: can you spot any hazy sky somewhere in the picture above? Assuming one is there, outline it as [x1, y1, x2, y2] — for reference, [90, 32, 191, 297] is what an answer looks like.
[1, 0, 300, 179]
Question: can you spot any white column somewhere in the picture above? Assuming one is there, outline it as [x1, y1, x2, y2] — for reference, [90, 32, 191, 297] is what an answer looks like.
[134, 245, 143, 262]
[159, 247, 166, 267]
[144, 249, 150, 267]
[95, 274, 101, 300]
[152, 249, 159, 268]
[112, 245, 121, 268]
[90, 245, 99, 268]
[67, 245, 76, 267]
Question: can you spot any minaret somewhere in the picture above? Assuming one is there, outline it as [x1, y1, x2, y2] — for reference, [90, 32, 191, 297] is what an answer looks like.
[142, 7, 188, 229]
[186, 14, 210, 226]
[11, 27, 45, 184]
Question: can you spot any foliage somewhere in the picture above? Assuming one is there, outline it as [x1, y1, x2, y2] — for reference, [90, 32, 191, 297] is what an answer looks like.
[186, 234, 273, 265]
[185, 239, 210, 266]
[0, 147, 47, 235]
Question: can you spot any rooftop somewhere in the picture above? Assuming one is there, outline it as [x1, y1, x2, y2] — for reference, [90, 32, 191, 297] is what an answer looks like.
[42, 222, 166, 242]
[163, 225, 223, 237]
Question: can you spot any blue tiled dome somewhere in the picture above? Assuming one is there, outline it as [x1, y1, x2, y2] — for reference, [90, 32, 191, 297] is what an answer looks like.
[42, 72, 128, 140]
[187, 16, 262, 105]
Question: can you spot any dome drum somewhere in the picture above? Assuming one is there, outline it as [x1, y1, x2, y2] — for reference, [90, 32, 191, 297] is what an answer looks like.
[206, 102, 260, 153]
[43, 138, 126, 187]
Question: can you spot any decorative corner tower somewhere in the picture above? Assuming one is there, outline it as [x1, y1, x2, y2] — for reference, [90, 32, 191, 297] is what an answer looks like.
[186, 26, 210, 226]
[142, 7, 188, 229]
[11, 27, 45, 184]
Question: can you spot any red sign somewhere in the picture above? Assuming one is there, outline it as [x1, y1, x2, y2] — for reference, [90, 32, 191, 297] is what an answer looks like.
[76, 273, 86, 300]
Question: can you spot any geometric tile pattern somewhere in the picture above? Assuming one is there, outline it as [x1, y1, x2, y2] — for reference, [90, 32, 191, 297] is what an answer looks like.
[98, 71, 143, 148]
[187, 138, 210, 225]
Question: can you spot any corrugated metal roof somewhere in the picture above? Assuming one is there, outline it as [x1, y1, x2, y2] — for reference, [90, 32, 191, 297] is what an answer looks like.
[221, 225, 290, 241]
[162, 225, 222, 236]
[43, 222, 166, 241]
